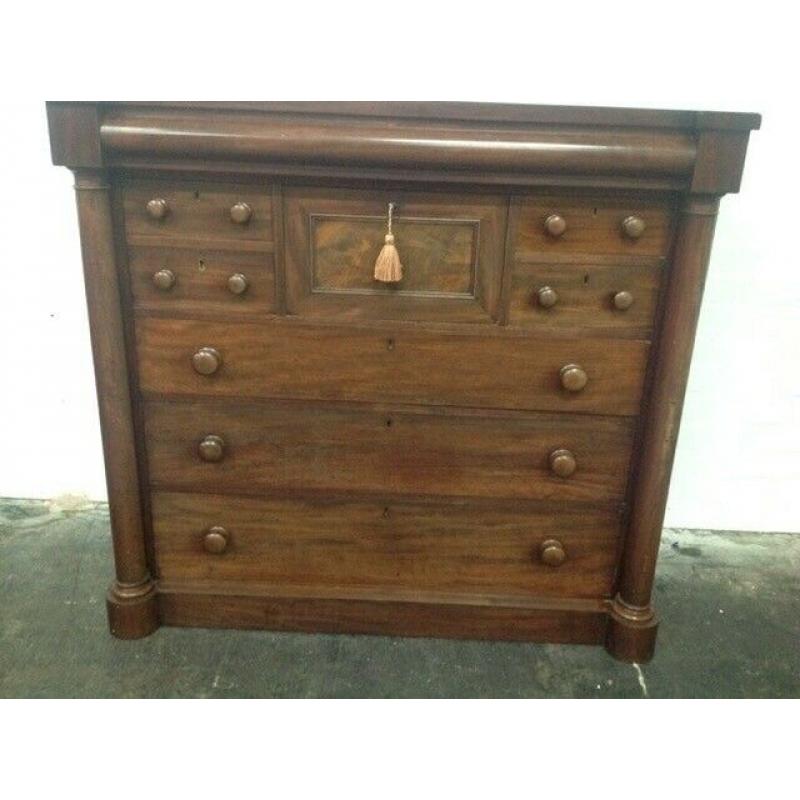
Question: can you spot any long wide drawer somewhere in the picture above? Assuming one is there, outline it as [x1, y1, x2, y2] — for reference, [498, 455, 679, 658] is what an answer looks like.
[136, 319, 650, 416]
[152, 492, 623, 599]
[143, 399, 635, 503]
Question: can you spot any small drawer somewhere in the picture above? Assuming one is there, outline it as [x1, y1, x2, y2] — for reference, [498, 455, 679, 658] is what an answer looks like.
[152, 492, 624, 600]
[508, 261, 664, 337]
[121, 180, 273, 244]
[136, 318, 651, 416]
[143, 398, 636, 504]
[127, 245, 276, 316]
[284, 187, 507, 323]
[515, 195, 674, 257]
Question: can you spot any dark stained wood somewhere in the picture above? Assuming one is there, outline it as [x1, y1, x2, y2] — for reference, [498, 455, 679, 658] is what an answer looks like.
[121, 180, 273, 244]
[515, 196, 675, 257]
[507, 259, 664, 338]
[73, 170, 158, 638]
[617, 196, 721, 611]
[126, 244, 276, 316]
[48, 101, 758, 663]
[143, 398, 636, 503]
[284, 187, 507, 324]
[158, 586, 609, 645]
[152, 492, 623, 599]
[136, 318, 651, 416]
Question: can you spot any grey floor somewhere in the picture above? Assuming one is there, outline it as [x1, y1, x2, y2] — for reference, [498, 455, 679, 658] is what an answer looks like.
[1, 497, 798, 698]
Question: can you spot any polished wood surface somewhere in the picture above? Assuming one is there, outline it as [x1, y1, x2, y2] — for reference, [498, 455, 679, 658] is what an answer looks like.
[284, 188, 507, 324]
[136, 318, 650, 416]
[508, 260, 663, 337]
[48, 101, 758, 662]
[144, 398, 635, 503]
[152, 492, 622, 598]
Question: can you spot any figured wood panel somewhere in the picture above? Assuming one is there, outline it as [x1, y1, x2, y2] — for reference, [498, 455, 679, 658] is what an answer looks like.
[153, 492, 623, 599]
[127, 245, 276, 316]
[136, 319, 650, 416]
[508, 261, 664, 337]
[144, 399, 635, 503]
[284, 188, 507, 323]
[122, 180, 273, 243]
[515, 196, 674, 257]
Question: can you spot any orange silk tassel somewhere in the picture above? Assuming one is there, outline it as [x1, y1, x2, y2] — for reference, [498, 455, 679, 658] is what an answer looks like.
[373, 202, 403, 283]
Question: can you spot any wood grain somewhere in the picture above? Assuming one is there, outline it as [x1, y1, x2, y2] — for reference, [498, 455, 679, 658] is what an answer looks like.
[152, 491, 622, 598]
[136, 318, 650, 416]
[144, 398, 636, 503]
[285, 187, 507, 323]
[508, 260, 664, 338]
[122, 180, 273, 244]
[126, 244, 276, 316]
[515, 196, 675, 257]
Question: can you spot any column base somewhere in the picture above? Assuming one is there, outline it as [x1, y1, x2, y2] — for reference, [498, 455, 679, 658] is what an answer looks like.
[605, 595, 659, 663]
[106, 579, 160, 639]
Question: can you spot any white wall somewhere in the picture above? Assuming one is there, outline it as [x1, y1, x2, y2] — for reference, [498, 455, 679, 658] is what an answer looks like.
[1, 2, 798, 532]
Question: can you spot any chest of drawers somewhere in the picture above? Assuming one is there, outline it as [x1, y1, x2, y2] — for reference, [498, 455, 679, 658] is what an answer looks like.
[47, 101, 758, 662]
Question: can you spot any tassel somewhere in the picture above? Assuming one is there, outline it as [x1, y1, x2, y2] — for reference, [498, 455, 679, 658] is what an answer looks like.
[374, 203, 403, 283]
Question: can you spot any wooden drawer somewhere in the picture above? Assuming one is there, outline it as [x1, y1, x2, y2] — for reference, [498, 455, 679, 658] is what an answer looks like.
[152, 492, 623, 599]
[284, 187, 507, 323]
[515, 195, 674, 257]
[136, 319, 650, 416]
[144, 399, 636, 503]
[121, 180, 273, 244]
[126, 245, 276, 316]
[508, 260, 664, 337]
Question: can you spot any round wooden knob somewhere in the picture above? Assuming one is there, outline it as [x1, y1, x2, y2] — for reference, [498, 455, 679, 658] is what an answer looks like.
[152, 269, 176, 291]
[559, 364, 588, 392]
[227, 273, 249, 295]
[549, 449, 577, 478]
[544, 214, 567, 238]
[198, 434, 225, 463]
[230, 202, 253, 225]
[192, 347, 221, 376]
[540, 539, 567, 567]
[536, 286, 559, 308]
[613, 290, 634, 311]
[203, 526, 229, 554]
[146, 198, 169, 220]
[622, 215, 646, 239]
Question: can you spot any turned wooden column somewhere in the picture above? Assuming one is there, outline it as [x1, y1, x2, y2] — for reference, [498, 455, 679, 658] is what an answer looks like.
[73, 169, 159, 638]
[606, 195, 720, 662]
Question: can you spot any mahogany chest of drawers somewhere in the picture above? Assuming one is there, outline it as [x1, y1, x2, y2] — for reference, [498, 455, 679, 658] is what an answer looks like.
[47, 101, 758, 662]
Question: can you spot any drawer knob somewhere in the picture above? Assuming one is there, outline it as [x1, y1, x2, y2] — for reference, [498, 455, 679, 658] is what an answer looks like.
[227, 273, 249, 295]
[230, 202, 253, 225]
[549, 449, 577, 478]
[544, 214, 567, 238]
[613, 290, 635, 310]
[622, 215, 646, 239]
[203, 526, 229, 554]
[152, 269, 176, 291]
[559, 363, 588, 392]
[536, 286, 559, 308]
[192, 346, 222, 376]
[540, 539, 567, 567]
[198, 434, 226, 463]
[146, 198, 169, 220]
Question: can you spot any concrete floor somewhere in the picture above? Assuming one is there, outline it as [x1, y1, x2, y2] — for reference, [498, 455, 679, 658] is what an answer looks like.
[1, 496, 798, 698]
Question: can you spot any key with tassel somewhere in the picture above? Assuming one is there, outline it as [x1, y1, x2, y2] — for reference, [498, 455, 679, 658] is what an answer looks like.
[373, 202, 403, 283]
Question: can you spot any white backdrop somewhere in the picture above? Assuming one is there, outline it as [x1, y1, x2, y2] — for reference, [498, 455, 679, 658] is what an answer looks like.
[1, 2, 798, 533]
